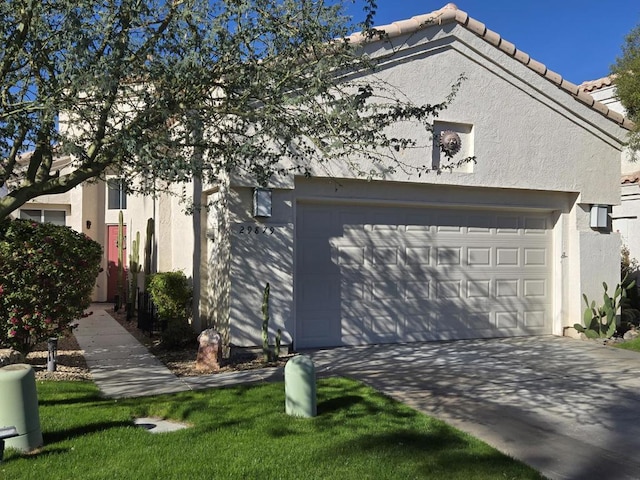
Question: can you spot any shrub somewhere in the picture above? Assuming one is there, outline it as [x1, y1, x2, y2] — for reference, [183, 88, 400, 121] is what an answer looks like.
[147, 271, 194, 348]
[0, 219, 102, 354]
[620, 244, 640, 332]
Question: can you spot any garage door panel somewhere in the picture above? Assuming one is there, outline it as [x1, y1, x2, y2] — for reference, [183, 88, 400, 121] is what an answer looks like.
[524, 277, 547, 294]
[497, 248, 519, 266]
[364, 315, 398, 336]
[296, 203, 553, 348]
[496, 311, 519, 328]
[467, 280, 491, 298]
[406, 247, 431, 265]
[468, 247, 491, 266]
[372, 247, 400, 265]
[436, 247, 462, 265]
[371, 280, 401, 299]
[405, 281, 431, 299]
[436, 280, 463, 299]
[524, 248, 547, 266]
[436, 312, 480, 333]
[496, 279, 519, 298]
[467, 311, 495, 330]
[524, 311, 546, 328]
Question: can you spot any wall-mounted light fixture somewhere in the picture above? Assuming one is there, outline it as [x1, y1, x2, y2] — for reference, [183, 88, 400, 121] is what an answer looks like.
[590, 205, 608, 229]
[253, 188, 272, 218]
[86, 220, 92, 230]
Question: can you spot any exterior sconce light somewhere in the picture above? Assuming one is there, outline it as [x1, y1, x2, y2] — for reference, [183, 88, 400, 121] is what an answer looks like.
[253, 188, 272, 218]
[86, 220, 92, 229]
[590, 205, 608, 229]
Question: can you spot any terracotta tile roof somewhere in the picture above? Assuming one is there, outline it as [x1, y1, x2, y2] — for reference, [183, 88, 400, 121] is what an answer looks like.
[579, 76, 615, 92]
[622, 170, 640, 185]
[347, 3, 633, 131]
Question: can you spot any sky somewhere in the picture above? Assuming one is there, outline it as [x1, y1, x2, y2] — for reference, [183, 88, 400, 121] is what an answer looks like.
[342, 0, 640, 85]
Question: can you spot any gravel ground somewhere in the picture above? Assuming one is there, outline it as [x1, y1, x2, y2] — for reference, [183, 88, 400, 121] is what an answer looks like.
[22, 309, 291, 381]
[27, 334, 92, 381]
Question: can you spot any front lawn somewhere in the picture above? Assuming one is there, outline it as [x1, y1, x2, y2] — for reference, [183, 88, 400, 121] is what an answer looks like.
[614, 337, 640, 352]
[2, 378, 543, 479]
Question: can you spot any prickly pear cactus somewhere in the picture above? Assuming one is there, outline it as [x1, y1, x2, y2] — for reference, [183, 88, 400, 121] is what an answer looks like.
[574, 279, 636, 339]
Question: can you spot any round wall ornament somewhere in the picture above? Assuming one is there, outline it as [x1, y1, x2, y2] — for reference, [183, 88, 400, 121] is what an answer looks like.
[439, 130, 462, 156]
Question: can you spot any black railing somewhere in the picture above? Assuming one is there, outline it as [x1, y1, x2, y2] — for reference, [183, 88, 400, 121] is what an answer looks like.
[136, 289, 166, 336]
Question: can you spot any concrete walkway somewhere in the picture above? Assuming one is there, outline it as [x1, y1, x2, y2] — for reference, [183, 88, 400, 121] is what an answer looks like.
[74, 305, 640, 479]
[74, 304, 282, 398]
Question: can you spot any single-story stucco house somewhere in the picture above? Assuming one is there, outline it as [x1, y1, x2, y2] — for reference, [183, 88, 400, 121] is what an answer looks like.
[13, 3, 632, 350]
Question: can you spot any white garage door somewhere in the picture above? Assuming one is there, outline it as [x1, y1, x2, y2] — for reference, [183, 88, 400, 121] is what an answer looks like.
[295, 202, 553, 348]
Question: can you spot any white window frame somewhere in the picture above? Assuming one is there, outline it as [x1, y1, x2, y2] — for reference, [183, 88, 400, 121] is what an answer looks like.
[107, 178, 128, 210]
[19, 209, 66, 226]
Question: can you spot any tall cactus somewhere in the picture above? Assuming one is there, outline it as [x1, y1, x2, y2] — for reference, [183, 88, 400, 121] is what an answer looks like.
[128, 231, 141, 318]
[144, 217, 154, 275]
[262, 282, 270, 362]
[116, 210, 125, 309]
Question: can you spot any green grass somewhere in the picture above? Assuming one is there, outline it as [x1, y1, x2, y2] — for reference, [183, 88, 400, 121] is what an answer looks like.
[614, 337, 640, 352]
[1, 378, 543, 480]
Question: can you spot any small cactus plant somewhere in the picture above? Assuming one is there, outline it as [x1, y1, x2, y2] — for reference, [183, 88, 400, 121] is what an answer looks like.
[574, 279, 636, 339]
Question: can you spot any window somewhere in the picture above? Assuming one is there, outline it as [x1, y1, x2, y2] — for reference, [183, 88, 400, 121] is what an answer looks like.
[20, 209, 66, 226]
[107, 178, 127, 210]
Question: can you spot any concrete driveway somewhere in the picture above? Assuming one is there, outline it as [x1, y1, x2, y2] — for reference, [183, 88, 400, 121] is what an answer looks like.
[305, 336, 640, 480]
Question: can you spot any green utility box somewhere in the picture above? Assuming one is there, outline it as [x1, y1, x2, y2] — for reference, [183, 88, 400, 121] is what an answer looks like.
[0, 364, 43, 451]
[284, 355, 317, 418]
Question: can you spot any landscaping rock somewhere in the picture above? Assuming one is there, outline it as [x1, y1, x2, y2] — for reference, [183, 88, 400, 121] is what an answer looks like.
[0, 349, 25, 367]
[195, 329, 222, 371]
[624, 327, 639, 341]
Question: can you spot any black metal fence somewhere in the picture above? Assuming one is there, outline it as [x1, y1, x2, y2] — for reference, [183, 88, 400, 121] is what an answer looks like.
[136, 288, 166, 336]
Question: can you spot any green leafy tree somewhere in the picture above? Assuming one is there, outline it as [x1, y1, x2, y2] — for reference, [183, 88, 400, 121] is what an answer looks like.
[612, 24, 640, 157]
[0, 219, 102, 354]
[1, 0, 472, 218]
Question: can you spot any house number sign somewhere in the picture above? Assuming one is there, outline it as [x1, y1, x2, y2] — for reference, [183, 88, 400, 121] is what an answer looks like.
[238, 225, 276, 235]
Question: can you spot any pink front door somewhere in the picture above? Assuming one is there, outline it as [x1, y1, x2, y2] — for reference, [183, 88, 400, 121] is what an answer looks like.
[107, 225, 127, 302]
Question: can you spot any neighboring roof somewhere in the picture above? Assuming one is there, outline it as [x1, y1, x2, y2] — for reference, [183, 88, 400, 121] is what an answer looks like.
[347, 3, 633, 131]
[622, 170, 640, 185]
[579, 76, 615, 93]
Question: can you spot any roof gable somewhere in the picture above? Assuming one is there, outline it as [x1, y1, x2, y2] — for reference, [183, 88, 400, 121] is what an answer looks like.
[347, 3, 632, 131]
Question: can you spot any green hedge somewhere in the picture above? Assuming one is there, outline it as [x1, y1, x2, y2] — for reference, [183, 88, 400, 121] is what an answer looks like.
[148, 271, 194, 347]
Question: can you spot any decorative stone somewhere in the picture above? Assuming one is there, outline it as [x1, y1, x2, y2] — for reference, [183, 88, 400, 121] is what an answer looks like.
[0, 349, 25, 368]
[624, 327, 639, 341]
[195, 329, 222, 371]
[440, 130, 462, 156]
